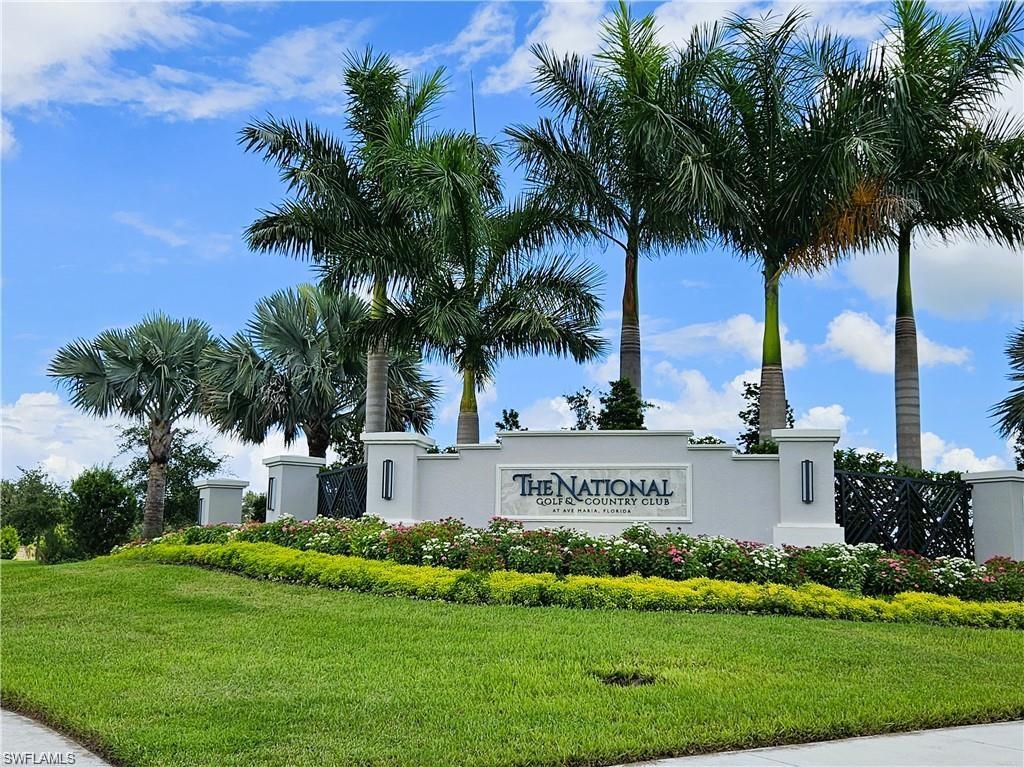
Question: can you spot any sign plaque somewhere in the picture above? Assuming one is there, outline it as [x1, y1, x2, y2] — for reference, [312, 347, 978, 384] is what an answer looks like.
[496, 464, 691, 521]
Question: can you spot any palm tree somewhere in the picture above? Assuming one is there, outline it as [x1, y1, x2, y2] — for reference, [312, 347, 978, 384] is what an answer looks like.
[692, 11, 897, 441]
[48, 314, 214, 539]
[993, 323, 1024, 470]
[878, 0, 1024, 469]
[334, 129, 607, 444]
[508, 2, 719, 397]
[201, 285, 439, 458]
[241, 49, 445, 434]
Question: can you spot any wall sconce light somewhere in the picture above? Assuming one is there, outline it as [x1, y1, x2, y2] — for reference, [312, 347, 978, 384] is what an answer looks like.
[382, 459, 394, 501]
[801, 459, 814, 503]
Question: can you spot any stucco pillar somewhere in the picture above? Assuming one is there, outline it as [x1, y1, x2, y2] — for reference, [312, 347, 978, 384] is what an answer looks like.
[964, 470, 1024, 563]
[361, 432, 435, 524]
[262, 455, 325, 522]
[772, 429, 845, 547]
[195, 478, 248, 525]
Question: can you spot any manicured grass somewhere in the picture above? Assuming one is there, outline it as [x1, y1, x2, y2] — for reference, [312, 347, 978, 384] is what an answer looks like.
[2, 559, 1023, 767]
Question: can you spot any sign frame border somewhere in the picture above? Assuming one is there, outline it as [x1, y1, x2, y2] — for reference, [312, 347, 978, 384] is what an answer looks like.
[493, 462, 693, 523]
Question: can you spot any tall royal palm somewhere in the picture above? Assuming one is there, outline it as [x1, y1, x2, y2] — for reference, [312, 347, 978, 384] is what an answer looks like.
[700, 12, 896, 441]
[508, 3, 711, 397]
[880, 0, 1024, 468]
[337, 131, 606, 444]
[201, 285, 439, 458]
[49, 315, 214, 539]
[242, 50, 444, 434]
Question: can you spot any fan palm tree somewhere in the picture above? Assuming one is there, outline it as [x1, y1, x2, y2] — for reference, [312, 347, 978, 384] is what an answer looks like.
[878, 0, 1024, 469]
[201, 285, 439, 458]
[48, 314, 215, 539]
[332, 129, 607, 444]
[993, 323, 1024, 470]
[692, 11, 898, 441]
[508, 2, 722, 397]
[241, 49, 444, 434]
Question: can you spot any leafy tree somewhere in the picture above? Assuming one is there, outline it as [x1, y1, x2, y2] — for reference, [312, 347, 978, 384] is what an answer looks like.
[692, 12, 898, 443]
[353, 127, 606, 444]
[509, 2, 723, 396]
[690, 435, 726, 445]
[0, 526, 19, 560]
[117, 425, 227, 530]
[67, 467, 136, 557]
[242, 50, 444, 434]
[242, 491, 267, 524]
[596, 378, 653, 430]
[737, 381, 793, 454]
[833, 447, 960, 482]
[993, 322, 1024, 470]
[0, 467, 67, 545]
[202, 284, 439, 458]
[49, 314, 215, 538]
[495, 409, 525, 432]
[564, 387, 597, 430]
[880, 0, 1024, 468]
[331, 418, 366, 467]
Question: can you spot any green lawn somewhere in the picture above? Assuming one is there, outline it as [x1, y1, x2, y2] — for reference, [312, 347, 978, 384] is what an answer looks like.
[2, 559, 1023, 767]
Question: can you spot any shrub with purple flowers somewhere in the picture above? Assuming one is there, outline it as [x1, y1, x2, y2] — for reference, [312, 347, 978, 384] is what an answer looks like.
[140, 516, 1023, 602]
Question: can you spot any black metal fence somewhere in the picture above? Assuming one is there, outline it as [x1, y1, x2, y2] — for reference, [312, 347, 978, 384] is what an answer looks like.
[318, 464, 367, 519]
[835, 470, 973, 558]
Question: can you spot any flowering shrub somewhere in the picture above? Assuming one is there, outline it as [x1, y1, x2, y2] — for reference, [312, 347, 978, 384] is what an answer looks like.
[114, 541, 1024, 629]
[131, 517, 1023, 603]
[788, 543, 867, 592]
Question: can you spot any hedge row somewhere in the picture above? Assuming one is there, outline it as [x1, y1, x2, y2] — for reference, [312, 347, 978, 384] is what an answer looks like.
[112, 541, 1024, 629]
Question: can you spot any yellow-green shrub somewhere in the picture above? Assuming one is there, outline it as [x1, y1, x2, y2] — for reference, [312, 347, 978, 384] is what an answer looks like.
[112, 542, 1024, 629]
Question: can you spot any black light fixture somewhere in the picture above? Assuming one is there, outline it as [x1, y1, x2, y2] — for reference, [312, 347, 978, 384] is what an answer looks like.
[267, 476, 276, 511]
[801, 460, 814, 503]
[382, 459, 394, 500]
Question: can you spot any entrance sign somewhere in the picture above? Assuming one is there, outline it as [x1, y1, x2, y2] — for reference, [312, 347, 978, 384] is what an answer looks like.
[496, 464, 691, 521]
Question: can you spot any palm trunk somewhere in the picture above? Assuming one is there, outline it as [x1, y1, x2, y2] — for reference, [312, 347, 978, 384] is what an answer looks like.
[456, 368, 480, 444]
[758, 274, 787, 443]
[895, 224, 922, 470]
[142, 419, 171, 539]
[364, 277, 389, 434]
[619, 234, 642, 396]
[306, 424, 330, 459]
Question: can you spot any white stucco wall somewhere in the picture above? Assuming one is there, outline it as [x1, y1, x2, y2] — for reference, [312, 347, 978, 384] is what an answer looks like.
[966, 471, 1024, 562]
[364, 429, 842, 544]
[196, 478, 248, 525]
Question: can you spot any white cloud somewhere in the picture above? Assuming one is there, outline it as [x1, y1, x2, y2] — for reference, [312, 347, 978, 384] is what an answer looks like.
[520, 395, 577, 430]
[482, 0, 607, 94]
[647, 313, 808, 368]
[399, 2, 516, 72]
[245, 18, 372, 105]
[1, 3, 372, 121]
[823, 310, 970, 373]
[921, 431, 1007, 473]
[111, 210, 234, 261]
[1, 117, 17, 158]
[113, 211, 188, 247]
[795, 404, 850, 432]
[845, 237, 1024, 321]
[644, 363, 754, 434]
[654, 1, 886, 46]
[0, 2, 265, 120]
[1, 2, 225, 108]
[587, 352, 620, 386]
[0, 391, 316, 492]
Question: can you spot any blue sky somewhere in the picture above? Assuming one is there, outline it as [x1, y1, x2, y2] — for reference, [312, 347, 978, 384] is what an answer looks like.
[2, 1, 1022, 488]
